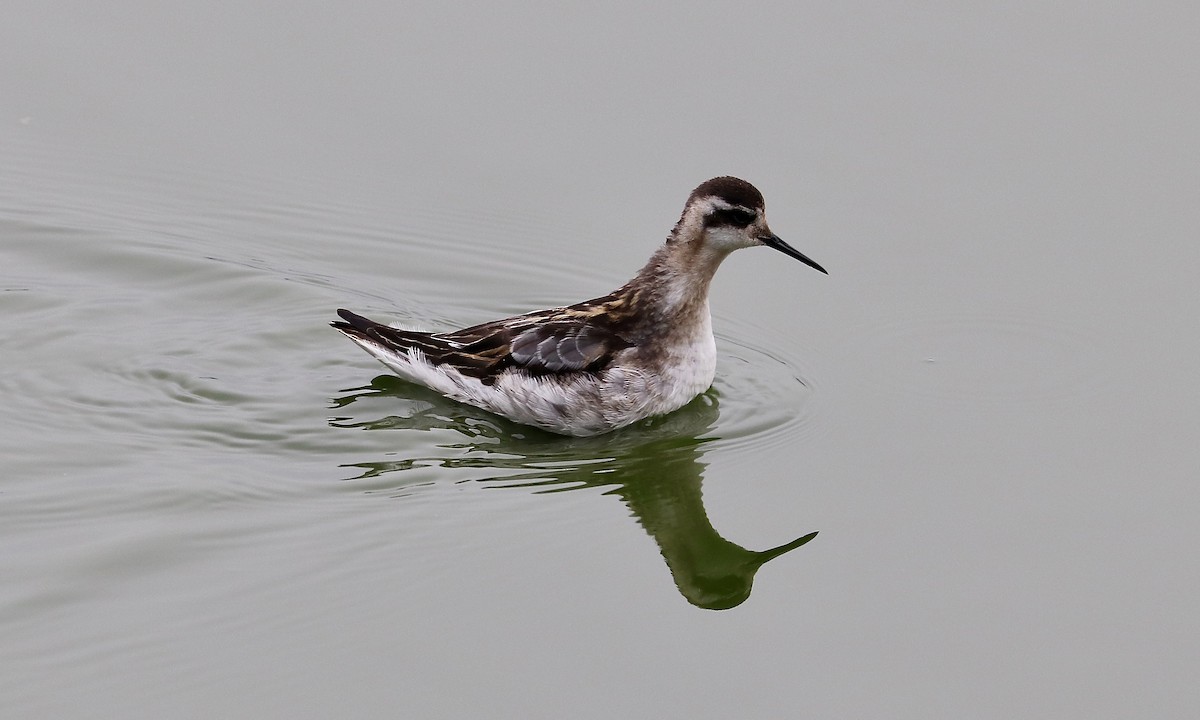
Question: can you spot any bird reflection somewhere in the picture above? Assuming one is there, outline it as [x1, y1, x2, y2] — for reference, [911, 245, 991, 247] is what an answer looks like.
[331, 375, 817, 610]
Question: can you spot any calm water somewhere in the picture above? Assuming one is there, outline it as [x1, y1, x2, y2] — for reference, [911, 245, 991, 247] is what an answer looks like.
[3, 2, 1199, 718]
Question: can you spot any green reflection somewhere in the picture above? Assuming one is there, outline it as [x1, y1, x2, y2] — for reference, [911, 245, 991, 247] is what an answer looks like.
[331, 376, 817, 610]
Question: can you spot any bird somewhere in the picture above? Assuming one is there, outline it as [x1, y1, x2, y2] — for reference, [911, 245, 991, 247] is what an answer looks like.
[332, 176, 826, 436]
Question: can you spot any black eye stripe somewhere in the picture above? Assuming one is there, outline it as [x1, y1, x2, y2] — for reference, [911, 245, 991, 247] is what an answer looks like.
[706, 207, 757, 228]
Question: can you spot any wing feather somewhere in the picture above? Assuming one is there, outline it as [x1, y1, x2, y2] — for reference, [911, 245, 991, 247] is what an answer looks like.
[333, 308, 631, 382]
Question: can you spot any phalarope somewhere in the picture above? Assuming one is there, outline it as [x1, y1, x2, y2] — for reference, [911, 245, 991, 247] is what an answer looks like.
[333, 176, 826, 436]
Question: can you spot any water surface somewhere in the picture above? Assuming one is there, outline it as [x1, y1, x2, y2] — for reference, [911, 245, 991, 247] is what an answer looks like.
[3, 2, 1198, 718]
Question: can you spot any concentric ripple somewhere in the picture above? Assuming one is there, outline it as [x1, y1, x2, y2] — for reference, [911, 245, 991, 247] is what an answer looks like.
[707, 326, 826, 454]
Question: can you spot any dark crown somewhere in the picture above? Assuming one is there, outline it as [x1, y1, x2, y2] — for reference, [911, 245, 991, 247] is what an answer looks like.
[687, 176, 765, 211]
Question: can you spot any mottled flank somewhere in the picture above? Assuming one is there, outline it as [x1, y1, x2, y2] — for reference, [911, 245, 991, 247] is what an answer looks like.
[332, 176, 826, 435]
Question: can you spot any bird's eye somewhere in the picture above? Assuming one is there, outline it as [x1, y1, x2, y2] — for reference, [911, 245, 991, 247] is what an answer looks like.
[707, 207, 757, 228]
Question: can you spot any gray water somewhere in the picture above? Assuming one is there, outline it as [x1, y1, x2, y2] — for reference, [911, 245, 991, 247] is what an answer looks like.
[3, 2, 1198, 718]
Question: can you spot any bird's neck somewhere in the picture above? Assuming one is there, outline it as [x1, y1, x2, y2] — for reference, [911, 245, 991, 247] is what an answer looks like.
[624, 233, 730, 325]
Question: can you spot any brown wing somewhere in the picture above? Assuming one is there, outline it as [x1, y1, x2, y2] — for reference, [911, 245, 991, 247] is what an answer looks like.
[333, 308, 632, 384]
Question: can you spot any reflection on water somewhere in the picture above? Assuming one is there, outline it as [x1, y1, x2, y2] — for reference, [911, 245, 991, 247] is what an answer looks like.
[331, 376, 818, 610]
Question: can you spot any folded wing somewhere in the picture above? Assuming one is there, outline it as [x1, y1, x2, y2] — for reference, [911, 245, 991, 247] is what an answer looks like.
[333, 308, 631, 384]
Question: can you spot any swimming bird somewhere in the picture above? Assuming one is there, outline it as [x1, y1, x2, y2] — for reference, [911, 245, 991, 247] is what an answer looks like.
[332, 176, 826, 436]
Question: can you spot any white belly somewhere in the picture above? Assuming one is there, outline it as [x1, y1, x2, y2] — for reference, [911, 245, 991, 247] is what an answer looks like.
[348, 315, 718, 437]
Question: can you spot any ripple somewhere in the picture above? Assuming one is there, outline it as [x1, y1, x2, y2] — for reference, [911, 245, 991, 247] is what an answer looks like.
[2, 134, 822, 483]
[708, 329, 825, 455]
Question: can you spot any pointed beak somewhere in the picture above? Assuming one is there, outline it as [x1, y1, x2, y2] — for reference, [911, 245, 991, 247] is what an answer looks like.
[760, 234, 828, 274]
[756, 531, 819, 564]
